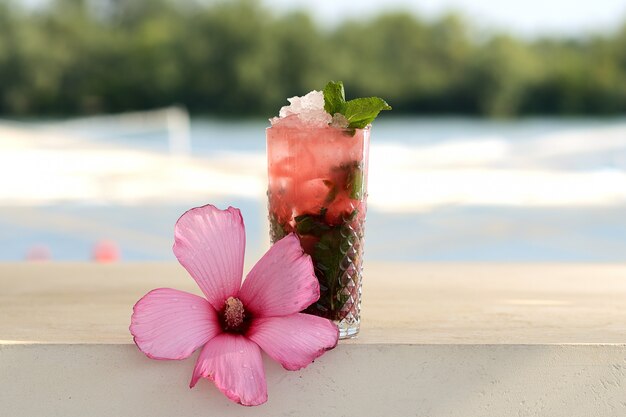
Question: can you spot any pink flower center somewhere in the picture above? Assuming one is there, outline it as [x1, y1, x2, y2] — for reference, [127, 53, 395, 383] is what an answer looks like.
[220, 296, 249, 333]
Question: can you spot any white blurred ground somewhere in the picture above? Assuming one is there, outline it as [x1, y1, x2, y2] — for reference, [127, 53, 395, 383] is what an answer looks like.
[1, 122, 625, 211]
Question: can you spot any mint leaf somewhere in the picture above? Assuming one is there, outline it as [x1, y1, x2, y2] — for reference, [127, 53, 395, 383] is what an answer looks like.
[322, 179, 338, 204]
[343, 97, 392, 129]
[311, 210, 359, 319]
[296, 207, 361, 320]
[323, 81, 346, 115]
[313, 228, 344, 313]
[323, 81, 391, 129]
[295, 213, 330, 237]
[346, 163, 364, 200]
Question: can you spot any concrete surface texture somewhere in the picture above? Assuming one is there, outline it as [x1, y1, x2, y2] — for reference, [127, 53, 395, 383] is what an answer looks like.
[1, 263, 626, 416]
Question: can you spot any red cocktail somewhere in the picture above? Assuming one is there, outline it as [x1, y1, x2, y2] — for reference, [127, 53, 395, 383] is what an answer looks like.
[267, 124, 369, 338]
[267, 82, 389, 338]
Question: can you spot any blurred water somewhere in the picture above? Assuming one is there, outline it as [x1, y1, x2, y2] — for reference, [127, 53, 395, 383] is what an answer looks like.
[67, 116, 626, 157]
[1, 117, 625, 262]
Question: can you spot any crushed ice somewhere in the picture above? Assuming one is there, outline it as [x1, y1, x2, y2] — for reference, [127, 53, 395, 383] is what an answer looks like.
[270, 90, 332, 128]
[329, 113, 349, 129]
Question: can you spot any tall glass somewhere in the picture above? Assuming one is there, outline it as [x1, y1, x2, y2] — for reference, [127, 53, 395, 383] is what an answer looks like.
[267, 125, 370, 338]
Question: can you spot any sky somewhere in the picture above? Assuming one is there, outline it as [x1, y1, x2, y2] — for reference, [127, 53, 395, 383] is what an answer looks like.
[264, 0, 626, 37]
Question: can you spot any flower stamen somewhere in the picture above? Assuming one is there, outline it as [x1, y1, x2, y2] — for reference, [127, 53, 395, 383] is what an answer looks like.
[222, 297, 246, 332]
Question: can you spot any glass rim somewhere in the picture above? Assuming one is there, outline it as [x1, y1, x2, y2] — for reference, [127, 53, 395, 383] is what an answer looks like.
[266, 124, 371, 132]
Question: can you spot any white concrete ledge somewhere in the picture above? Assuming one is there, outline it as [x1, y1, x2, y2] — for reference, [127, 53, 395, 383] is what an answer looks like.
[3, 344, 626, 416]
[2, 263, 626, 416]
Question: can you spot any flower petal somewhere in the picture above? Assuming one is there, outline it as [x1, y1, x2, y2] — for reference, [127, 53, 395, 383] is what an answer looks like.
[248, 313, 338, 371]
[130, 288, 221, 360]
[173, 205, 245, 310]
[190, 334, 267, 406]
[239, 233, 319, 317]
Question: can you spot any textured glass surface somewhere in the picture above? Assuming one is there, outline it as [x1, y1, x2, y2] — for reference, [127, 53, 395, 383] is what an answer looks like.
[267, 126, 369, 338]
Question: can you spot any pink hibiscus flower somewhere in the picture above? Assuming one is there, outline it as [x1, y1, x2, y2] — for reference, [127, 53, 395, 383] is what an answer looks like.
[130, 205, 339, 406]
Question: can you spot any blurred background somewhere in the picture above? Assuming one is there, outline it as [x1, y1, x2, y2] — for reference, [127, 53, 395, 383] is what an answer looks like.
[0, 0, 625, 262]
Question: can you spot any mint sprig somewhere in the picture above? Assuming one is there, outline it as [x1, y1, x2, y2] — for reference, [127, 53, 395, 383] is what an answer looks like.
[323, 81, 391, 129]
[323, 81, 346, 116]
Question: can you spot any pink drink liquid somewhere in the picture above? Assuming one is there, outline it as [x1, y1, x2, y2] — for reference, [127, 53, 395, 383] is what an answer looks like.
[267, 125, 369, 336]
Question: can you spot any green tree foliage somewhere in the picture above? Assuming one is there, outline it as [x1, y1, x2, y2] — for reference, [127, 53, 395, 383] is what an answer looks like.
[0, 0, 625, 117]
